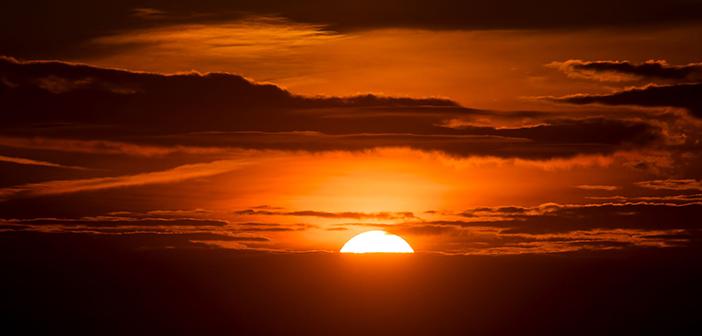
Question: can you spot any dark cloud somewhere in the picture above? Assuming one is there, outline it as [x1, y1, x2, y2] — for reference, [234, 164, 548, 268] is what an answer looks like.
[0, 154, 85, 170]
[549, 83, 702, 118]
[0, 230, 266, 246]
[390, 224, 458, 236]
[0, 217, 270, 249]
[551, 60, 702, 82]
[288, 202, 702, 252]
[450, 118, 662, 146]
[461, 206, 529, 218]
[575, 185, 619, 191]
[115, 232, 269, 242]
[587, 194, 702, 203]
[0, 57, 667, 159]
[0, 159, 251, 200]
[0, 56, 465, 133]
[443, 202, 702, 234]
[6, 217, 229, 227]
[3, 1, 702, 58]
[235, 222, 317, 232]
[235, 209, 416, 220]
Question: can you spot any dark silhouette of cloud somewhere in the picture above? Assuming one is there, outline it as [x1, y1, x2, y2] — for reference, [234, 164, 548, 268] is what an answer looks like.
[0, 159, 252, 200]
[235, 209, 416, 220]
[236, 222, 317, 232]
[0, 57, 667, 159]
[7, 217, 229, 227]
[549, 83, 702, 118]
[551, 60, 702, 82]
[450, 202, 702, 234]
[0, 56, 465, 133]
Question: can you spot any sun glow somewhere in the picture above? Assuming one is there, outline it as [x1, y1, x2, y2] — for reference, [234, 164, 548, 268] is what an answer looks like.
[340, 230, 414, 254]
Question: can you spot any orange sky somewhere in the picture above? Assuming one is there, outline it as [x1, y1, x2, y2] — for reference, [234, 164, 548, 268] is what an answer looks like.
[1, 6, 702, 254]
[82, 20, 702, 110]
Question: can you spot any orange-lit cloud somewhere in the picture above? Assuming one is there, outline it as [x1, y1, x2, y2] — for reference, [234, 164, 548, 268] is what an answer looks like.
[636, 179, 702, 191]
[575, 185, 619, 191]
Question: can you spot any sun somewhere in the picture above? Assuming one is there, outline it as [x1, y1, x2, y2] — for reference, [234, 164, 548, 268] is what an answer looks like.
[340, 230, 414, 253]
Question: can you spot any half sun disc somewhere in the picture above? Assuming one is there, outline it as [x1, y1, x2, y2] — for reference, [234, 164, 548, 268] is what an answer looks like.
[340, 230, 414, 253]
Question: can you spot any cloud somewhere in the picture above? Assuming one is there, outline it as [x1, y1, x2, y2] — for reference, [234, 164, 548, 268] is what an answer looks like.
[7, 217, 230, 227]
[130, 7, 168, 20]
[92, 16, 344, 58]
[575, 185, 619, 191]
[372, 202, 702, 239]
[3, 1, 702, 58]
[444, 118, 662, 146]
[0, 136, 228, 157]
[587, 194, 702, 203]
[0, 57, 669, 159]
[0, 216, 271, 250]
[234, 209, 416, 220]
[0, 131, 661, 161]
[548, 83, 702, 118]
[322, 202, 697, 253]
[636, 179, 702, 191]
[0, 159, 252, 200]
[549, 60, 702, 82]
[0, 154, 85, 170]
[3, 201, 698, 254]
[2, 230, 268, 246]
[419, 202, 702, 234]
[235, 222, 318, 232]
[0, 56, 464, 133]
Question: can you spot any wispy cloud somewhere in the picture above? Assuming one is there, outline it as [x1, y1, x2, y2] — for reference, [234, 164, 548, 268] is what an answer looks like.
[0, 159, 252, 200]
[575, 184, 619, 191]
[636, 179, 702, 191]
[92, 16, 344, 58]
[0, 136, 228, 157]
[0, 154, 85, 170]
[234, 209, 416, 220]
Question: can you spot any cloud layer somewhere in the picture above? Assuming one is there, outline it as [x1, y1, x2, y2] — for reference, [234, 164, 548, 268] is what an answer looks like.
[0, 57, 673, 160]
[4, 1, 702, 58]
[550, 60, 702, 82]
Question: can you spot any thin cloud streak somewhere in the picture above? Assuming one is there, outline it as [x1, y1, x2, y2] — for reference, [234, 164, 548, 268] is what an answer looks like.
[0, 159, 253, 200]
[0, 154, 85, 170]
[637, 179, 702, 191]
[575, 184, 619, 191]
[0, 136, 229, 157]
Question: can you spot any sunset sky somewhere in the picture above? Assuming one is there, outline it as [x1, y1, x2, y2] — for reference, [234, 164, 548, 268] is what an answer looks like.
[2, 1, 702, 334]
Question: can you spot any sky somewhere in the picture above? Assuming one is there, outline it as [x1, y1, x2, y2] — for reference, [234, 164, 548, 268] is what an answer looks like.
[2, 1, 702, 256]
[2, 1, 702, 334]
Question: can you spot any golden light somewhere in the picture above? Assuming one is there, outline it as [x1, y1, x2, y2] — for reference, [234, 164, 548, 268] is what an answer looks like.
[340, 230, 414, 254]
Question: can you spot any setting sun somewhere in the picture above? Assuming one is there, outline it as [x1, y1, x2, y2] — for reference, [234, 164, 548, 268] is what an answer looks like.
[340, 230, 414, 253]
